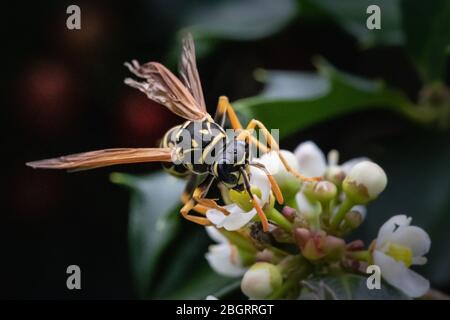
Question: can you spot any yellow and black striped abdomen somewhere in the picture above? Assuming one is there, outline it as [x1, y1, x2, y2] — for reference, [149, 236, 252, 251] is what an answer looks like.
[160, 120, 227, 177]
[159, 125, 190, 177]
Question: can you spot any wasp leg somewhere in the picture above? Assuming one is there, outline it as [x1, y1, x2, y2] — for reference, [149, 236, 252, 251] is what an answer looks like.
[251, 162, 284, 205]
[214, 96, 243, 129]
[180, 175, 229, 225]
[181, 173, 199, 203]
[239, 168, 269, 232]
[214, 97, 271, 157]
[236, 130, 284, 205]
[245, 119, 321, 182]
[181, 173, 210, 215]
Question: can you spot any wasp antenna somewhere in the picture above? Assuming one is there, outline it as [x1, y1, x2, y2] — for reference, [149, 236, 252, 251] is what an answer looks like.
[240, 167, 269, 232]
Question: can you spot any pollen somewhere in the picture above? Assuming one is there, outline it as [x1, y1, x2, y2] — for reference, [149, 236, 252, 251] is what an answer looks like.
[386, 243, 413, 267]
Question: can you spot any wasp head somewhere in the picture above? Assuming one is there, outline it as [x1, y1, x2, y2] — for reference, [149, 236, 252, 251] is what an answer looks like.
[213, 140, 250, 188]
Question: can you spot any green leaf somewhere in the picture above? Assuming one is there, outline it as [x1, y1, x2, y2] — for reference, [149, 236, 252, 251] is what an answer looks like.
[183, 0, 298, 41]
[299, 274, 410, 300]
[164, 264, 239, 299]
[401, 0, 450, 81]
[233, 61, 412, 139]
[301, 0, 404, 47]
[112, 172, 237, 299]
[111, 172, 185, 297]
[151, 224, 237, 299]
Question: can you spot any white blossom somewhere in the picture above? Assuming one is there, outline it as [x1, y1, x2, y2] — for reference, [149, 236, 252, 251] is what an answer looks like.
[294, 141, 368, 179]
[206, 166, 271, 231]
[205, 226, 247, 277]
[373, 215, 431, 298]
[343, 161, 387, 203]
[241, 262, 282, 299]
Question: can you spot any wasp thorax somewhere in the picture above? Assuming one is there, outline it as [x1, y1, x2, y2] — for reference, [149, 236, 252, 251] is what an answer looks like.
[213, 140, 249, 188]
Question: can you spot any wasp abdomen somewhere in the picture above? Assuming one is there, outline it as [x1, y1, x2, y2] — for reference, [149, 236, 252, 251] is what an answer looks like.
[161, 120, 227, 177]
[160, 125, 190, 177]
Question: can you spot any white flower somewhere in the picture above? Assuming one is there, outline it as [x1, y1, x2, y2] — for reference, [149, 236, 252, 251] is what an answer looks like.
[294, 141, 367, 179]
[294, 186, 325, 230]
[241, 262, 282, 299]
[343, 161, 387, 203]
[206, 166, 271, 231]
[373, 215, 431, 298]
[257, 150, 300, 186]
[205, 226, 247, 277]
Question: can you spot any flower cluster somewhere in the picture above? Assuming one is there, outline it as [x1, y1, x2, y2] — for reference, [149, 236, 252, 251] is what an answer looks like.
[205, 141, 431, 299]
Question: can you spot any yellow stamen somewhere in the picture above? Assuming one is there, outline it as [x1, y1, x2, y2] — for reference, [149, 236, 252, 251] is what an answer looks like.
[386, 243, 413, 267]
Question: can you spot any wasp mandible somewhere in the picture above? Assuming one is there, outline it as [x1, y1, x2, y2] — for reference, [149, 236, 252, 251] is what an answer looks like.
[27, 33, 319, 232]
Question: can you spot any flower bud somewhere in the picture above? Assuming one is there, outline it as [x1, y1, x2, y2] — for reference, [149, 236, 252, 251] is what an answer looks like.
[304, 181, 337, 202]
[295, 191, 321, 229]
[342, 161, 387, 204]
[281, 206, 297, 222]
[325, 165, 346, 186]
[322, 235, 346, 261]
[241, 262, 283, 299]
[294, 228, 345, 261]
[344, 210, 363, 230]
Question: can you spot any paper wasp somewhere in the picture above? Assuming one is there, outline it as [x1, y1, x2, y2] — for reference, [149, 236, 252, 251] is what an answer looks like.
[27, 33, 318, 232]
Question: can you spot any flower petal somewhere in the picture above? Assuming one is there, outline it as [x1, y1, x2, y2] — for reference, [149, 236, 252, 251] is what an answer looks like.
[205, 226, 228, 244]
[377, 215, 412, 247]
[206, 204, 257, 231]
[206, 209, 227, 227]
[295, 190, 320, 218]
[340, 157, 369, 175]
[249, 165, 271, 204]
[205, 243, 246, 277]
[257, 150, 299, 186]
[223, 209, 257, 231]
[373, 250, 430, 298]
[387, 225, 431, 257]
[294, 141, 327, 177]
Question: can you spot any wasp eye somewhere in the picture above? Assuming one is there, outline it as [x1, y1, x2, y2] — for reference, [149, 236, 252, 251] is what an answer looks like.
[217, 162, 238, 185]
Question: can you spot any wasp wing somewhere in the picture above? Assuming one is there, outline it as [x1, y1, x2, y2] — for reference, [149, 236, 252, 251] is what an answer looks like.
[26, 148, 173, 171]
[124, 60, 208, 121]
[179, 33, 207, 113]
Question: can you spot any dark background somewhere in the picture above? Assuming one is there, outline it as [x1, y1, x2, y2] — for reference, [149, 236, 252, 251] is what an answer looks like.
[2, 0, 448, 299]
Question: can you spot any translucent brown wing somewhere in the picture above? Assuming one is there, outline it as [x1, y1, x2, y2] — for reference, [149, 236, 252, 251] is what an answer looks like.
[179, 33, 207, 112]
[26, 148, 173, 171]
[124, 60, 209, 121]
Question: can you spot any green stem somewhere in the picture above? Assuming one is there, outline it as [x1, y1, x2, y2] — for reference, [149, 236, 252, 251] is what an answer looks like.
[220, 230, 256, 253]
[268, 258, 312, 299]
[266, 207, 294, 232]
[266, 245, 290, 258]
[321, 200, 331, 220]
[348, 250, 371, 262]
[329, 198, 354, 231]
[238, 248, 257, 265]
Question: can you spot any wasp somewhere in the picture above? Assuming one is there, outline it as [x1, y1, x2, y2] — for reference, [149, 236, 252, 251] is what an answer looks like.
[27, 33, 319, 232]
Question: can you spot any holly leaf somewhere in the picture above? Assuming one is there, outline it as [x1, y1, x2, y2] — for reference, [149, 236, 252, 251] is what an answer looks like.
[301, 0, 404, 47]
[111, 172, 185, 297]
[401, 0, 450, 81]
[183, 0, 298, 41]
[233, 60, 412, 139]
